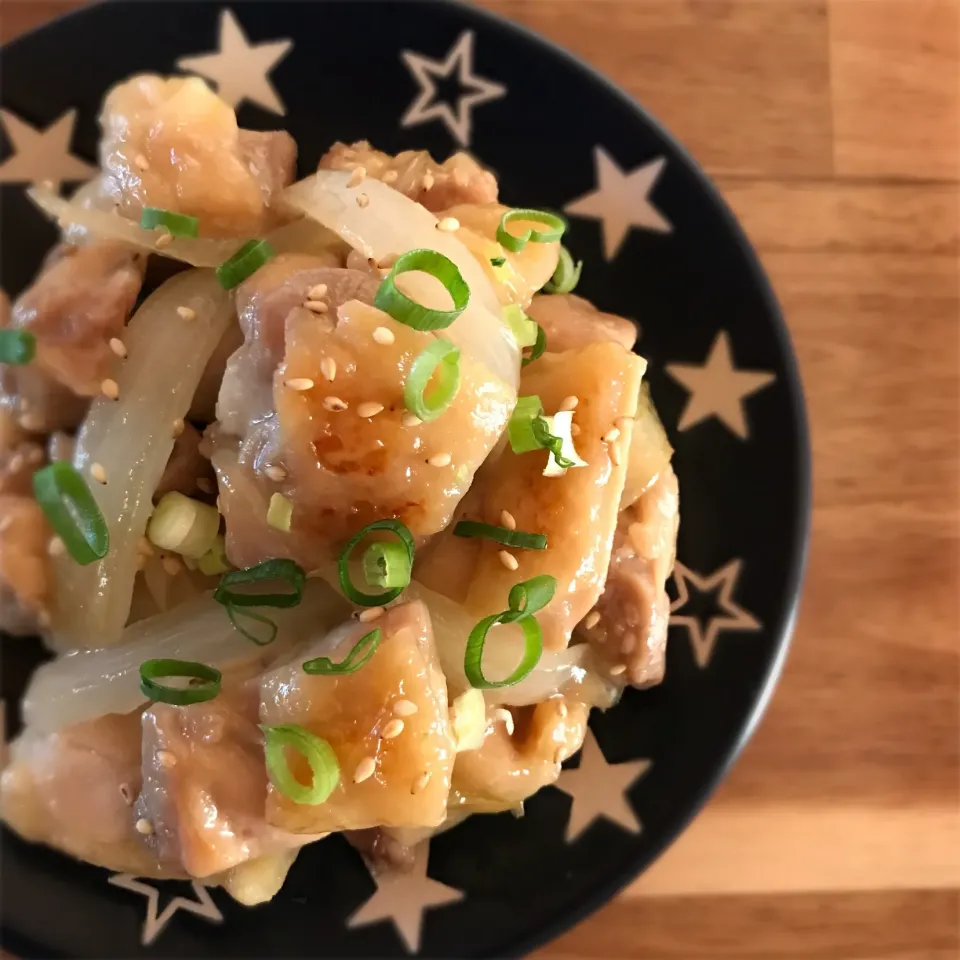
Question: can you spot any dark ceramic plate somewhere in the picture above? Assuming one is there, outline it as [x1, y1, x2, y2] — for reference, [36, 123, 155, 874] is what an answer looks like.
[0, 1, 810, 956]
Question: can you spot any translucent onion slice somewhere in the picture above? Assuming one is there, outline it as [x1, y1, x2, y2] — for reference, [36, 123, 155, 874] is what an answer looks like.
[48, 270, 234, 650]
[282, 170, 520, 390]
[24, 580, 350, 734]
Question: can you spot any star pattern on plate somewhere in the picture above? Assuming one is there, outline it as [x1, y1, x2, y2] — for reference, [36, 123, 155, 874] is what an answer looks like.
[348, 841, 463, 953]
[176, 8, 292, 115]
[554, 729, 651, 843]
[107, 873, 223, 946]
[565, 147, 672, 260]
[670, 559, 761, 668]
[400, 30, 506, 147]
[665, 331, 776, 440]
[0, 109, 95, 192]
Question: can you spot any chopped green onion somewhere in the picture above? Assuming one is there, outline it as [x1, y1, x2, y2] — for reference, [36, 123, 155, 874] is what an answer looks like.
[522, 323, 547, 367]
[32, 462, 108, 565]
[140, 207, 200, 238]
[543, 246, 583, 294]
[504, 574, 558, 621]
[262, 724, 339, 805]
[213, 558, 305, 608]
[489, 256, 506, 267]
[496, 209, 566, 253]
[404, 339, 461, 421]
[508, 396, 545, 453]
[197, 535, 230, 576]
[374, 248, 470, 330]
[453, 521, 547, 551]
[540, 411, 587, 476]
[363, 541, 412, 589]
[147, 492, 221, 560]
[338, 519, 415, 606]
[532, 416, 576, 469]
[464, 613, 543, 689]
[226, 605, 278, 646]
[267, 493, 293, 532]
[503, 305, 538, 348]
[216, 239, 275, 290]
[139, 658, 221, 705]
[303, 628, 381, 676]
[0, 330, 36, 365]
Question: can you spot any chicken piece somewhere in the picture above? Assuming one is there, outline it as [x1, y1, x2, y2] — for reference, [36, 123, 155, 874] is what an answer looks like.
[463, 341, 647, 649]
[0, 494, 51, 635]
[261, 601, 456, 834]
[345, 826, 418, 873]
[320, 141, 498, 213]
[155, 422, 214, 500]
[527, 293, 638, 355]
[0, 410, 44, 496]
[0, 712, 178, 877]
[212, 254, 514, 568]
[99, 75, 297, 237]
[579, 467, 679, 687]
[451, 698, 589, 809]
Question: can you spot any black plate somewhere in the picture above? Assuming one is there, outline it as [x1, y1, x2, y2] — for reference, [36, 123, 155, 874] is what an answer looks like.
[0, 1, 811, 956]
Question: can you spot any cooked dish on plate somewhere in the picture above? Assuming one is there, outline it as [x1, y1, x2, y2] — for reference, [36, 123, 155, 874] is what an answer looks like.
[0, 74, 678, 904]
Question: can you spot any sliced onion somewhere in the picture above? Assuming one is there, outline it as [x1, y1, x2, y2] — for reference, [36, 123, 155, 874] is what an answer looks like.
[282, 171, 520, 390]
[48, 271, 234, 650]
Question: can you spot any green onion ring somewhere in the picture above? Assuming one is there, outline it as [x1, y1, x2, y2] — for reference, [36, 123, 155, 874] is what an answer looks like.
[303, 628, 381, 676]
[543, 246, 583, 294]
[338, 519, 415, 606]
[522, 324, 547, 367]
[374, 248, 470, 330]
[507, 395, 545, 453]
[362, 541, 412, 589]
[503, 574, 558, 622]
[140, 207, 200, 238]
[496, 209, 566, 253]
[532, 417, 575, 469]
[0, 329, 36, 365]
[464, 613, 543, 688]
[261, 724, 340, 805]
[404, 339, 461, 421]
[453, 521, 547, 551]
[213, 558, 305, 609]
[226, 605, 279, 646]
[32, 462, 109, 565]
[216, 239, 275, 290]
[139, 658, 222, 705]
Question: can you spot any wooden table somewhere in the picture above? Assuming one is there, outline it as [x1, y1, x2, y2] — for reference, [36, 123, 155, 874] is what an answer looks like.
[2, 1, 959, 957]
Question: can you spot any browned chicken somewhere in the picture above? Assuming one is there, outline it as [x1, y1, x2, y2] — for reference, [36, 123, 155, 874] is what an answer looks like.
[0, 410, 45, 497]
[0, 494, 51, 635]
[527, 293, 638, 354]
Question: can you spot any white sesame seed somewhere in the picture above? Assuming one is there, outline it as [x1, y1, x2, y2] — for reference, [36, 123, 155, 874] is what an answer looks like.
[583, 610, 601, 630]
[109, 337, 127, 359]
[353, 756, 377, 784]
[610, 443, 622, 467]
[372, 326, 395, 345]
[320, 357, 337, 381]
[393, 699, 419, 717]
[90, 462, 107, 484]
[101, 378, 119, 401]
[356, 193, 370, 208]
[500, 510, 517, 531]
[47, 536, 65, 557]
[162, 555, 182, 577]
[381, 718, 405, 740]
[135, 818, 154, 835]
[356, 401, 384, 418]
[383, 170, 398, 184]
[498, 550, 519, 571]
[421, 171, 435, 191]
[622, 634, 636, 654]
[155, 230, 173, 249]
[602, 427, 621, 443]
[323, 396, 348, 412]
[134, 153, 149, 171]
[493, 707, 515, 736]
[304, 299, 329, 314]
[436, 217, 460, 232]
[176, 305, 196, 321]
[412, 770, 432, 794]
[557, 702, 569, 720]
[358, 606, 384, 623]
[560, 395, 579, 411]
[401, 413, 422, 428]
[196, 478, 214, 495]
[347, 166, 367, 188]
[427, 452, 452, 467]
[285, 377, 315, 392]
[610, 664, 627, 676]
[307, 283, 328, 300]
[157, 749, 177, 769]
[264, 465, 287, 482]
[171, 418, 184, 438]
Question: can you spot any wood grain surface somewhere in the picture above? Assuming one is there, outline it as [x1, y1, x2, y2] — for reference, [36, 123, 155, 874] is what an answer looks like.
[1, 1, 958, 958]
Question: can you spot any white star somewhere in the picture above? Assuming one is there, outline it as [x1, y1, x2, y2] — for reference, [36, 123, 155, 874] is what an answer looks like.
[176, 8, 292, 115]
[108, 873, 223, 947]
[670, 559, 761, 668]
[665, 331, 776, 439]
[400, 30, 506, 147]
[554, 729, 651, 843]
[565, 147, 671, 260]
[0, 109, 95, 192]
[348, 841, 463, 953]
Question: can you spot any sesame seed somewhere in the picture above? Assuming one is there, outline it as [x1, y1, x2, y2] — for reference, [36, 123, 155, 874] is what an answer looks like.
[436, 217, 460, 232]
[421, 171, 435, 191]
[135, 818, 154, 835]
[8, 454, 23, 474]
[393, 699, 419, 717]
[109, 337, 127, 359]
[356, 193, 370, 208]
[347, 165, 366, 188]
[162, 554, 182, 577]
[154, 230, 173, 249]
[304, 299, 329, 314]
[583, 610, 601, 630]
[412, 770, 432, 794]
[358, 606, 384, 623]
[176, 306, 196, 321]
[196, 478, 214, 495]
[557, 702, 569, 720]
[610, 443, 622, 467]
[264, 465, 287, 482]
[610, 664, 627, 676]
[493, 707, 515, 736]
[603, 427, 621, 443]
[372, 326, 395, 345]
[19, 413, 44, 432]
[560, 395, 579, 411]
[134, 154, 149, 171]
[307, 283, 328, 300]
[554, 746, 567, 764]
[622, 634, 636, 654]
[323, 396, 348, 412]
[381, 718, 405, 740]
[401, 413, 422, 428]
[356, 401, 384, 419]
[353, 756, 377, 784]
[101, 378, 120, 401]
[285, 377, 315, 392]
[171, 418, 184, 438]
[383, 170, 399, 184]
[157, 749, 177, 769]
[500, 509, 517, 531]
[498, 550, 519, 571]
[90, 462, 107, 484]
[47, 536, 65, 557]
[320, 357, 337, 381]
[427, 452, 452, 467]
